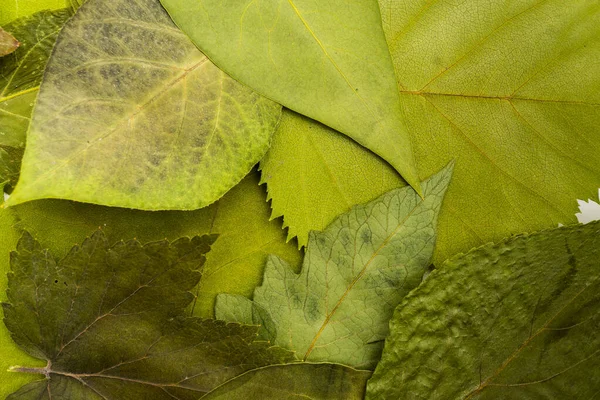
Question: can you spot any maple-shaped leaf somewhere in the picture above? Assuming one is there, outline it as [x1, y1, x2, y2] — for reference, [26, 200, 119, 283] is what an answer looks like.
[3, 231, 293, 399]
[216, 163, 453, 369]
[367, 221, 600, 399]
[0, 28, 19, 57]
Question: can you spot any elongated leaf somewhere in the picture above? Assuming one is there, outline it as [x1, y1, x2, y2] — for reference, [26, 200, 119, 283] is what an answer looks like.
[203, 363, 371, 400]
[7, 0, 282, 210]
[382, 0, 600, 262]
[0, 209, 43, 400]
[11, 171, 302, 317]
[367, 221, 600, 399]
[159, 0, 422, 194]
[0, 28, 19, 56]
[0, 9, 71, 148]
[4, 231, 293, 399]
[0, 0, 68, 25]
[260, 110, 405, 247]
[217, 164, 452, 369]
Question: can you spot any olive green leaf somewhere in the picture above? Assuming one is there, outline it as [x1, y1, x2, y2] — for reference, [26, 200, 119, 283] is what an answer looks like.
[0, 9, 72, 149]
[159, 0, 422, 195]
[0, 0, 68, 25]
[68, 0, 86, 11]
[367, 221, 600, 400]
[216, 163, 452, 369]
[0, 28, 19, 56]
[1, 146, 23, 195]
[203, 363, 371, 400]
[11, 171, 302, 318]
[381, 0, 600, 262]
[260, 110, 405, 247]
[3, 231, 293, 399]
[7, 0, 282, 211]
[0, 208, 43, 399]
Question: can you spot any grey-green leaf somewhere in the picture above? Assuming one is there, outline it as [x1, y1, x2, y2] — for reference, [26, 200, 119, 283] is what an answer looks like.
[203, 363, 371, 400]
[4, 231, 293, 399]
[217, 163, 453, 369]
[367, 221, 600, 400]
[159, 0, 422, 195]
[7, 0, 281, 210]
[0, 9, 72, 148]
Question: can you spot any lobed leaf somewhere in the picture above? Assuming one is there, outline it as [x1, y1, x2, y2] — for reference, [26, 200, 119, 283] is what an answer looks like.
[367, 221, 600, 399]
[3, 231, 293, 399]
[203, 363, 371, 400]
[159, 0, 422, 194]
[7, 0, 282, 210]
[217, 163, 452, 369]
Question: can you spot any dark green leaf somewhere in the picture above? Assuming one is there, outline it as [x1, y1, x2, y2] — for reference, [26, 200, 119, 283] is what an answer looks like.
[4, 231, 293, 399]
[217, 163, 453, 369]
[203, 363, 371, 400]
[367, 221, 600, 399]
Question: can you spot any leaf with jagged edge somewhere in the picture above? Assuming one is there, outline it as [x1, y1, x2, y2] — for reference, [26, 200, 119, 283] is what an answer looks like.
[159, 0, 422, 195]
[381, 0, 600, 263]
[0, 28, 19, 56]
[3, 231, 293, 399]
[7, 0, 282, 210]
[0, 0, 68, 25]
[216, 164, 452, 369]
[11, 170, 302, 318]
[260, 110, 405, 248]
[0, 208, 43, 399]
[0, 9, 72, 149]
[367, 221, 600, 399]
[576, 189, 600, 224]
[203, 363, 371, 400]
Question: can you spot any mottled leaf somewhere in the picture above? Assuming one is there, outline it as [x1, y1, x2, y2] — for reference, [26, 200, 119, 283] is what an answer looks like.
[11, 170, 302, 318]
[159, 0, 422, 194]
[0, 9, 71, 148]
[4, 231, 293, 399]
[260, 110, 405, 247]
[0, 0, 68, 25]
[7, 0, 281, 210]
[0, 28, 19, 56]
[217, 164, 452, 369]
[381, 0, 600, 262]
[0, 208, 43, 400]
[203, 363, 371, 400]
[367, 221, 600, 399]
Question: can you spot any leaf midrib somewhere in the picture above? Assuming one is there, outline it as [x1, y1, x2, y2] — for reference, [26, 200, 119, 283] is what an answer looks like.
[400, 90, 600, 106]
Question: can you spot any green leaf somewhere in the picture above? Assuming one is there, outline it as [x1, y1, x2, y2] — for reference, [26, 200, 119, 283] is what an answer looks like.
[0, 28, 19, 56]
[0, 0, 68, 25]
[7, 0, 282, 210]
[159, 0, 422, 195]
[4, 231, 293, 399]
[381, 0, 600, 262]
[260, 110, 405, 247]
[11, 170, 302, 318]
[367, 221, 600, 400]
[0, 208, 43, 400]
[1, 145, 23, 195]
[0, 9, 71, 149]
[203, 363, 371, 400]
[68, 0, 86, 11]
[217, 163, 452, 369]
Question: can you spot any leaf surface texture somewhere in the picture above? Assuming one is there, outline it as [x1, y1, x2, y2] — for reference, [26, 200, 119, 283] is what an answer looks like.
[0, 28, 19, 56]
[367, 221, 600, 399]
[8, 0, 281, 210]
[217, 164, 452, 369]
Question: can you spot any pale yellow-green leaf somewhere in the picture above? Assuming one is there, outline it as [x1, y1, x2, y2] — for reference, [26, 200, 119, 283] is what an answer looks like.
[7, 0, 281, 210]
[0, 0, 68, 25]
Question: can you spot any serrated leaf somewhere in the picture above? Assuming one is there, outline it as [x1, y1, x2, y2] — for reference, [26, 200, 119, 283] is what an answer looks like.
[0, 9, 71, 149]
[4, 231, 293, 399]
[159, 0, 422, 195]
[11, 170, 302, 317]
[217, 164, 452, 369]
[0, 28, 19, 56]
[0, 208, 42, 399]
[0, 0, 68, 25]
[7, 0, 282, 210]
[367, 221, 600, 399]
[203, 363, 371, 400]
[260, 110, 405, 247]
